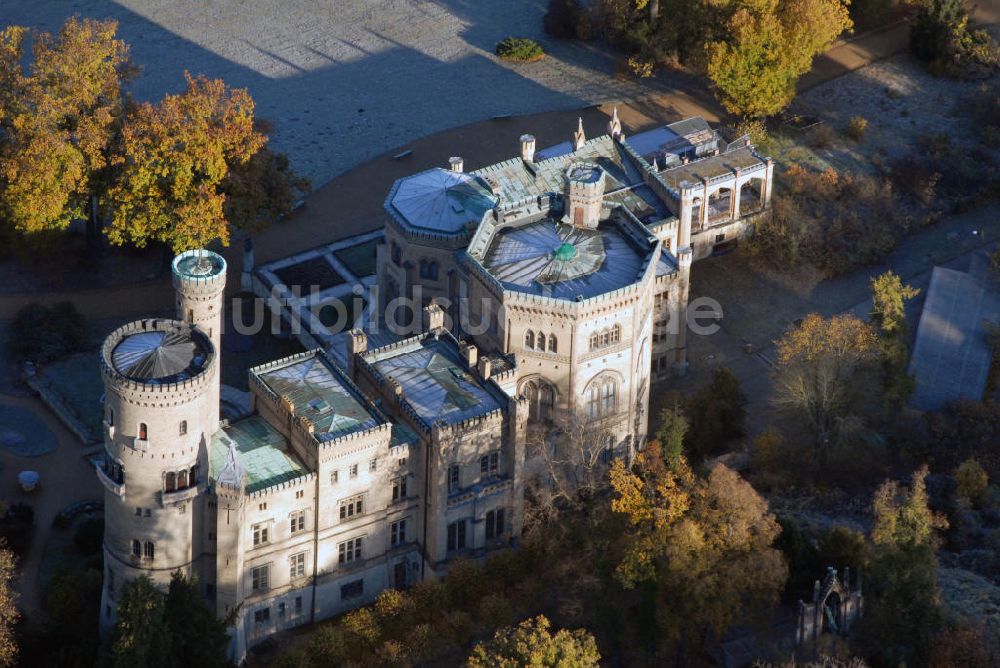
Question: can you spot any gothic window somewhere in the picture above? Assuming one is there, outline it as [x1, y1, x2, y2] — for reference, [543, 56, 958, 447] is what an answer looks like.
[177, 469, 188, 489]
[537, 332, 546, 352]
[602, 380, 617, 415]
[539, 384, 555, 421]
[588, 386, 601, 420]
[479, 452, 500, 476]
[611, 324, 621, 344]
[524, 330, 534, 349]
[485, 508, 505, 540]
[587, 377, 619, 419]
[131, 539, 141, 557]
[548, 334, 558, 353]
[138, 423, 148, 441]
[144, 542, 154, 559]
[165, 472, 176, 493]
[447, 520, 467, 551]
[179, 420, 187, 436]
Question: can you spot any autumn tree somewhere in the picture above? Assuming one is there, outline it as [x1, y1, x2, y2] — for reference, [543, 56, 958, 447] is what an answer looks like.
[610, 445, 787, 661]
[772, 313, 879, 458]
[0, 545, 18, 667]
[707, 0, 852, 118]
[105, 73, 266, 252]
[864, 467, 948, 666]
[0, 18, 133, 238]
[654, 399, 688, 470]
[467, 615, 600, 668]
[868, 271, 919, 409]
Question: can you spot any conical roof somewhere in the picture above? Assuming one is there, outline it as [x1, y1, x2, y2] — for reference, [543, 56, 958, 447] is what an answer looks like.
[111, 330, 208, 382]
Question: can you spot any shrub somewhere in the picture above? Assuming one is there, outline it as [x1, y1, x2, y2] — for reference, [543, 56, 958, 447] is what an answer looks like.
[7, 301, 89, 364]
[626, 56, 655, 78]
[910, 0, 999, 75]
[955, 459, 989, 507]
[847, 115, 868, 141]
[495, 37, 545, 62]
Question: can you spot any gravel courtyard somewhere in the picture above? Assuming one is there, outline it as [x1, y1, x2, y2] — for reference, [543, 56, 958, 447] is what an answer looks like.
[0, 0, 674, 187]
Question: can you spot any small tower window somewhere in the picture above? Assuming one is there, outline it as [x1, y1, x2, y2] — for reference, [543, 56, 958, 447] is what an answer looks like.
[165, 472, 176, 493]
[524, 330, 534, 349]
[107, 408, 114, 427]
[177, 469, 188, 489]
[549, 334, 558, 353]
[179, 421, 187, 436]
[144, 542, 155, 559]
[131, 540, 141, 557]
[138, 423, 148, 441]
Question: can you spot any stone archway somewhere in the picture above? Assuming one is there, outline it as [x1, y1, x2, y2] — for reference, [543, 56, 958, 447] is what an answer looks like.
[738, 177, 765, 216]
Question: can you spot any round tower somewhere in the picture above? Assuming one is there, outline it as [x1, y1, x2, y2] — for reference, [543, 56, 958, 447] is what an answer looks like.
[97, 318, 219, 632]
[172, 249, 227, 357]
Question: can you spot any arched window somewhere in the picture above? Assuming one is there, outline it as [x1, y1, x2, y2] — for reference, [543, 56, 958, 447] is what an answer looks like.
[190, 465, 199, 486]
[590, 333, 599, 350]
[536, 332, 546, 352]
[588, 386, 600, 419]
[525, 382, 539, 421]
[178, 469, 189, 489]
[602, 379, 617, 415]
[107, 408, 114, 427]
[138, 423, 148, 441]
[144, 542, 155, 559]
[428, 261, 439, 281]
[600, 330, 610, 347]
[548, 334, 558, 353]
[611, 324, 621, 344]
[539, 384, 555, 421]
[132, 539, 141, 557]
[165, 472, 176, 493]
[524, 330, 534, 349]
[179, 420, 187, 436]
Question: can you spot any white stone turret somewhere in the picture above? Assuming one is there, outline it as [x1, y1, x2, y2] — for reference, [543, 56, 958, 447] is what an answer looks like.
[564, 162, 606, 229]
[573, 117, 586, 151]
[520, 134, 536, 162]
[608, 107, 622, 138]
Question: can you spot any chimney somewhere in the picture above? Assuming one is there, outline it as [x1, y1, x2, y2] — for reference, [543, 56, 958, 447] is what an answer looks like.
[520, 134, 536, 162]
[346, 328, 368, 376]
[459, 341, 478, 368]
[449, 156, 464, 173]
[477, 355, 492, 379]
[422, 302, 445, 333]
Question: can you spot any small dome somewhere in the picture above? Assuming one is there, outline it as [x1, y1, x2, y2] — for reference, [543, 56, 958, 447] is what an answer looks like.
[554, 242, 577, 261]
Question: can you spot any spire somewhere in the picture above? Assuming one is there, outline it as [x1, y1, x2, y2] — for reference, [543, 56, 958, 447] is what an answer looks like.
[573, 117, 586, 151]
[651, 157, 659, 172]
[608, 106, 622, 138]
[218, 440, 246, 490]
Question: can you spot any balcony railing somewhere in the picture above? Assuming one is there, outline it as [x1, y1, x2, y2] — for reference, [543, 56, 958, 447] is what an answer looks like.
[95, 464, 126, 497]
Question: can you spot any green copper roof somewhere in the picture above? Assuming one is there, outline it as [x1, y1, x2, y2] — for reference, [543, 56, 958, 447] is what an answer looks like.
[210, 415, 307, 493]
[554, 242, 577, 261]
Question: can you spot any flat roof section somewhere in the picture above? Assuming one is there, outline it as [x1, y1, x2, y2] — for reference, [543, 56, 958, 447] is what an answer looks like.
[370, 338, 503, 425]
[111, 329, 210, 383]
[210, 415, 308, 493]
[481, 218, 648, 300]
[909, 266, 1000, 411]
[255, 353, 380, 441]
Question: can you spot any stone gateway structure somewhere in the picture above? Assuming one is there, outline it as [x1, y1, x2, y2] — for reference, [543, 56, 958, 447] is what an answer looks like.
[98, 115, 773, 661]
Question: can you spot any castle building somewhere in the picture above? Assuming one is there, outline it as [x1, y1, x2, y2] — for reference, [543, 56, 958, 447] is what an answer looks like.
[99, 115, 772, 661]
[98, 251, 523, 661]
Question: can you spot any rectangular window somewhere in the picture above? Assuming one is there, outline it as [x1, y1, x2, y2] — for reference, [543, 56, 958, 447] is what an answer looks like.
[349, 464, 359, 478]
[369, 458, 378, 472]
[251, 564, 270, 592]
[391, 519, 407, 547]
[391, 476, 407, 502]
[479, 452, 499, 476]
[289, 510, 306, 534]
[252, 523, 269, 546]
[447, 464, 460, 492]
[295, 596, 302, 613]
[331, 470, 339, 484]
[486, 508, 506, 540]
[278, 602, 286, 617]
[338, 537, 363, 565]
[340, 579, 364, 600]
[447, 520, 466, 552]
[339, 495, 364, 520]
[289, 552, 307, 580]
[253, 608, 270, 624]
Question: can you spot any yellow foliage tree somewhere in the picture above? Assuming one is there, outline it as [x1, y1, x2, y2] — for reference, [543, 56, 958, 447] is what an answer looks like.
[610, 444, 787, 657]
[468, 615, 600, 668]
[105, 73, 266, 252]
[0, 545, 18, 667]
[0, 18, 132, 234]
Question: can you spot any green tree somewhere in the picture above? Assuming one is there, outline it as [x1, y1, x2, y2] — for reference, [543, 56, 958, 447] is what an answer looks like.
[954, 458, 988, 507]
[163, 572, 232, 667]
[105, 576, 172, 668]
[706, 0, 852, 118]
[468, 615, 600, 668]
[865, 467, 948, 666]
[654, 399, 688, 470]
[684, 366, 747, 460]
[870, 271, 919, 337]
[38, 568, 103, 667]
